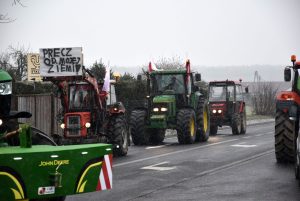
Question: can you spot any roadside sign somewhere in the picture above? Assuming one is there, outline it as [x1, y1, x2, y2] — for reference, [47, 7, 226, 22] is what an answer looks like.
[39, 47, 83, 77]
[27, 53, 42, 81]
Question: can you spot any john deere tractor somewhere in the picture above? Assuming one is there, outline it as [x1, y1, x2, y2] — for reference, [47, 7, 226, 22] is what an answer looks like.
[275, 55, 300, 165]
[0, 69, 113, 200]
[130, 60, 210, 145]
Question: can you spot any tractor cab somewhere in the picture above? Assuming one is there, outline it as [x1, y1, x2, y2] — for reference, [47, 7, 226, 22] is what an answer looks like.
[208, 80, 246, 135]
[68, 83, 95, 112]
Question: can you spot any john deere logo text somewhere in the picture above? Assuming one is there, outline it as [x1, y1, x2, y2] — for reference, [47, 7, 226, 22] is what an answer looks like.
[39, 160, 69, 167]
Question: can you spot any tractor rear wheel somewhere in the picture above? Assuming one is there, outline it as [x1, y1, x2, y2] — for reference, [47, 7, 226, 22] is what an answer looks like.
[108, 115, 129, 156]
[195, 99, 210, 142]
[295, 136, 300, 181]
[240, 109, 247, 134]
[231, 114, 241, 135]
[176, 109, 196, 144]
[130, 110, 150, 145]
[275, 110, 295, 163]
[149, 129, 165, 145]
[210, 125, 218, 136]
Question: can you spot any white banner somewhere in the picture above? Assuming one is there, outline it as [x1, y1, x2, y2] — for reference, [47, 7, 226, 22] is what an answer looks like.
[39, 47, 83, 77]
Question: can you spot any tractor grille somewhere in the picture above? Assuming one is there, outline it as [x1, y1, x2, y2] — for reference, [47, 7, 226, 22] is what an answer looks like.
[66, 116, 81, 136]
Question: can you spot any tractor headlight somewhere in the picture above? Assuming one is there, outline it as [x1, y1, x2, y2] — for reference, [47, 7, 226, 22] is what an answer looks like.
[161, 107, 168, 112]
[60, 123, 65, 129]
[217, 109, 222, 113]
[85, 122, 91, 128]
[212, 109, 217, 114]
[0, 119, 2, 126]
[153, 108, 159, 112]
[0, 81, 12, 95]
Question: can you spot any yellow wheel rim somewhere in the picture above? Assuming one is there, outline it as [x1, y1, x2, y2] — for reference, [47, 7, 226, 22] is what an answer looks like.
[203, 108, 208, 132]
[190, 117, 195, 136]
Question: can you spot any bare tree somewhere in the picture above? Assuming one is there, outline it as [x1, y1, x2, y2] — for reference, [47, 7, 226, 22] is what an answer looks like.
[155, 56, 185, 70]
[251, 81, 278, 116]
[0, 45, 29, 81]
[0, 0, 25, 23]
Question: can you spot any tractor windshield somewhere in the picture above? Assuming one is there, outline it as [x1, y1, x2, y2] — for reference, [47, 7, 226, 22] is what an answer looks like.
[151, 74, 185, 95]
[69, 84, 94, 111]
[209, 85, 235, 102]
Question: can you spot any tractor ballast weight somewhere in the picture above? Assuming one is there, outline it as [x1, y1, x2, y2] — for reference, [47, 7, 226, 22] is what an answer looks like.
[208, 80, 247, 135]
[275, 55, 300, 164]
[0, 69, 113, 201]
[130, 60, 210, 145]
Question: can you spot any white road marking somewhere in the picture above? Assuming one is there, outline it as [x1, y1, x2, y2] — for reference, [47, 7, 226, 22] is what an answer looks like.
[146, 145, 167, 149]
[231, 144, 257, 148]
[242, 136, 251, 139]
[141, 161, 176, 171]
[114, 138, 238, 167]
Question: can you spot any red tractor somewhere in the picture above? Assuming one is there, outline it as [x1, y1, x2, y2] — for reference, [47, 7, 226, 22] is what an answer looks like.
[208, 80, 247, 135]
[46, 68, 129, 157]
[275, 55, 300, 169]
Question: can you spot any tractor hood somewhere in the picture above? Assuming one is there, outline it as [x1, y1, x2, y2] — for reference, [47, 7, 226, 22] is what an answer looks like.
[153, 95, 175, 103]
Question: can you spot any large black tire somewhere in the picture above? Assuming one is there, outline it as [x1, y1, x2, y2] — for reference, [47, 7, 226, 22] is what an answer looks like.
[210, 125, 218, 136]
[231, 114, 241, 135]
[195, 99, 210, 142]
[176, 109, 196, 144]
[108, 115, 129, 156]
[149, 129, 165, 145]
[240, 109, 247, 134]
[275, 110, 295, 163]
[130, 110, 150, 145]
[295, 136, 300, 182]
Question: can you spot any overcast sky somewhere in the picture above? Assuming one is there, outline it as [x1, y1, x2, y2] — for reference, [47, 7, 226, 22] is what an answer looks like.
[1, 0, 300, 68]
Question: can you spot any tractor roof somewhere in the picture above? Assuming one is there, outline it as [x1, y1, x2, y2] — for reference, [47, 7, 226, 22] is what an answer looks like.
[0, 70, 12, 82]
[150, 69, 188, 75]
[209, 80, 241, 86]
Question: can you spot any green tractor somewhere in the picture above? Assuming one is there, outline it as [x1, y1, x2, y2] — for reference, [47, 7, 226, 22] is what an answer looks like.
[130, 60, 210, 145]
[0, 69, 113, 201]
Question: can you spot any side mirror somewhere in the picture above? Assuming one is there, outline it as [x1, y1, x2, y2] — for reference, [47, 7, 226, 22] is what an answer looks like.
[195, 73, 201, 82]
[284, 67, 291, 82]
[137, 74, 142, 81]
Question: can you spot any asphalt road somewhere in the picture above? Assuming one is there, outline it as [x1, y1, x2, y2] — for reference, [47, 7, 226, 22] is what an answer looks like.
[66, 121, 300, 201]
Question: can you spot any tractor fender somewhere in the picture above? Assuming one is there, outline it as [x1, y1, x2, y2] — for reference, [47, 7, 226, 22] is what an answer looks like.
[276, 91, 300, 117]
[109, 102, 126, 115]
[239, 102, 245, 113]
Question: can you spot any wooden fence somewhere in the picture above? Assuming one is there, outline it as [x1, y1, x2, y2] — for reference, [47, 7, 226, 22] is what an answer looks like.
[13, 94, 63, 136]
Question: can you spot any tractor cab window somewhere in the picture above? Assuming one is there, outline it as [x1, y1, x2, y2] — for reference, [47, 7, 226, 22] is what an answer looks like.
[227, 85, 235, 101]
[69, 84, 94, 110]
[236, 85, 243, 101]
[151, 74, 185, 94]
[209, 84, 235, 101]
[209, 86, 227, 101]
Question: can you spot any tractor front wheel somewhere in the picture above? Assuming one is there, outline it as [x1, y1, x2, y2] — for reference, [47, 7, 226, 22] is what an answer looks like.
[210, 125, 218, 136]
[231, 114, 241, 135]
[108, 115, 129, 156]
[176, 109, 196, 144]
[275, 110, 295, 163]
[130, 110, 150, 145]
[195, 99, 210, 142]
[240, 109, 247, 134]
[149, 129, 165, 145]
